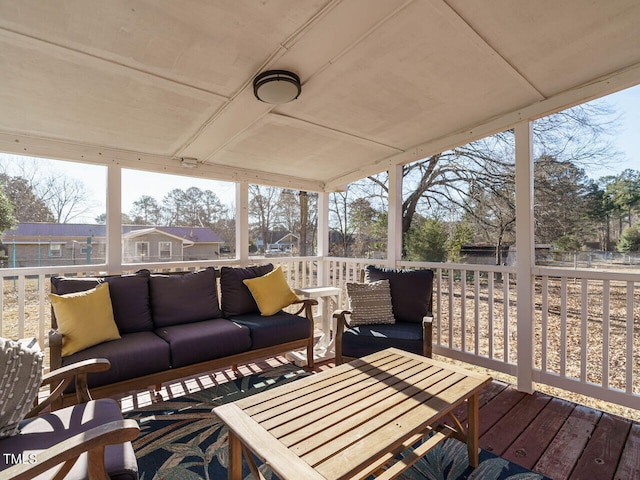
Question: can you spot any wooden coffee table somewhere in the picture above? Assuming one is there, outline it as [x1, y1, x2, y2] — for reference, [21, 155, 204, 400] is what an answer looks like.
[214, 347, 492, 480]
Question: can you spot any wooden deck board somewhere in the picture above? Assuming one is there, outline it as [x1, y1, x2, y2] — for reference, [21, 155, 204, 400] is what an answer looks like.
[480, 391, 551, 455]
[534, 404, 602, 480]
[569, 413, 631, 480]
[614, 422, 640, 479]
[501, 396, 575, 470]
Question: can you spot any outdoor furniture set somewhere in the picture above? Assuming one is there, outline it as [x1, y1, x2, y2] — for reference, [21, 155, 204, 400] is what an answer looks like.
[0, 263, 488, 479]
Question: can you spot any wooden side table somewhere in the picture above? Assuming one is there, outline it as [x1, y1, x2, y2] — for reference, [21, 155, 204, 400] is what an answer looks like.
[287, 286, 341, 366]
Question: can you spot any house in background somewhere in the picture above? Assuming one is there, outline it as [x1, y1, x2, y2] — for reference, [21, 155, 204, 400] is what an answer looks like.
[1, 223, 224, 267]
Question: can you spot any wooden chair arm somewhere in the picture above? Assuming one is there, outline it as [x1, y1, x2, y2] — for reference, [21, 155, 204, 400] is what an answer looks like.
[333, 309, 352, 365]
[422, 315, 433, 358]
[28, 358, 111, 417]
[4, 419, 139, 480]
[48, 329, 63, 370]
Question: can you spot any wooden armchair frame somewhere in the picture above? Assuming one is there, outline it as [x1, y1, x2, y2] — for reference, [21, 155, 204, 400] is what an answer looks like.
[2, 358, 140, 480]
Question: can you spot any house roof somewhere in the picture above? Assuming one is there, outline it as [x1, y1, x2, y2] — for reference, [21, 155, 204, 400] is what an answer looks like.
[1, 2, 639, 191]
[122, 227, 195, 246]
[2, 223, 223, 243]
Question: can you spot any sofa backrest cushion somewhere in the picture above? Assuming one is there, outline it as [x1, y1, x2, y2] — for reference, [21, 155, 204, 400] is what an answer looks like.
[150, 267, 222, 327]
[51, 270, 153, 333]
[220, 264, 274, 316]
[365, 265, 433, 324]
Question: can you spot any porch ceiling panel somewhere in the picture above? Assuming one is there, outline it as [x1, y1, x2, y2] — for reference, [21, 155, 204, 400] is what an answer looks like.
[210, 113, 398, 180]
[277, 0, 541, 149]
[448, 0, 640, 98]
[0, 29, 223, 155]
[0, 0, 639, 190]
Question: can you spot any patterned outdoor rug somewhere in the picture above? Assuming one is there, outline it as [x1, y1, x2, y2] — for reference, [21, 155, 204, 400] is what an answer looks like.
[124, 364, 551, 480]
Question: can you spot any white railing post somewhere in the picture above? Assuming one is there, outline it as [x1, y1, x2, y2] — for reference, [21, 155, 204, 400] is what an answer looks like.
[106, 164, 122, 274]
[515, 121, 535, 394]
[236, 181, 249, 264]
[318, 191, 330, 286]
[387, 164, 403, 268]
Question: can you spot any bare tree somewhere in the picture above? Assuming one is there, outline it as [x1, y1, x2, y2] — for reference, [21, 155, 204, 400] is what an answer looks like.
[249, 185, 280, 252]
[37, 174, 94, 223]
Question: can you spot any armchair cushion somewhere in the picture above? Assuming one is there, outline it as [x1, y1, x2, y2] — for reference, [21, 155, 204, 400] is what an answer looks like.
[220, 264, 274, 316]
[49, 283, 121, 356]
[365, 266, 434, 323]
[0, 338, 44, 438]
[150, 267, 222, 327]
[346, 279, 395, 326]
[0, 398, 138, 480]
[342, 321, 424, 359]
[242, 266, 299, 316]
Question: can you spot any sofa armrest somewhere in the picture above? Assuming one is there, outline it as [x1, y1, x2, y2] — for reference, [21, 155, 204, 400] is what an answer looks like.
[333, 309, 352, 365]
[28, 358, 111, 416]
[3, 419, 139, 480]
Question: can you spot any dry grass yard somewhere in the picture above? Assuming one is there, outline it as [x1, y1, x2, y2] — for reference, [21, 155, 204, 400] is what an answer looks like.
[3, 274, 639, 421]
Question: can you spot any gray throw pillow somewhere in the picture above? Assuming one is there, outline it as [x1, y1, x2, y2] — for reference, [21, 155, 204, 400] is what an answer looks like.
[0, 337, 44, 438]
[346, 279, 395, 326]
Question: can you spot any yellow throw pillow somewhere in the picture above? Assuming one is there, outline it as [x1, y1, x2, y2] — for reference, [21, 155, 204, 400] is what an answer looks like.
[49, 283, 120, 356]
[242, 266, 300, 316]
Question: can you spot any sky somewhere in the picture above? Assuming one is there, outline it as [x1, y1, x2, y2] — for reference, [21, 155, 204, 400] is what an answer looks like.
[0, 85, 639, 223]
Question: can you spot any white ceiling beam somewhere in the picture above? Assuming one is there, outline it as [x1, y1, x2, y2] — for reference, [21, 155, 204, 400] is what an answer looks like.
[0, 132, 324, 192]
[325, 61, 640, 190]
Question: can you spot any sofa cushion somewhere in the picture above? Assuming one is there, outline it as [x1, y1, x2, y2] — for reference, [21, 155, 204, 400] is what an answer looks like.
[242, 266, 299, 316]
[229, 311, 311, 350]
[150, 267, 222, 328]
[220, 264, 274, 316]
[365, 266, 434, 324]
[155, 319, 252, 368]
[0, 399, 137, 480]
[51, 270, 153, 333]
[49, 283, 121, 357]
[61, 331, 170, 389]
[342, 321, 424, 358]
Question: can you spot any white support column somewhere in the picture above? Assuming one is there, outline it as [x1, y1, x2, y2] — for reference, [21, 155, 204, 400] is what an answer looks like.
[515, 121, 535, 394]
[106, 164, 122, 274]
[387, 164, 403, 267]
[317, 191, 330, 286]
[236, 181, 249, 264]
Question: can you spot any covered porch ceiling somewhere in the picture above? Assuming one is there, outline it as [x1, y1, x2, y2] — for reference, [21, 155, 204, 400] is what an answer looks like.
[1, 0, 640, 192]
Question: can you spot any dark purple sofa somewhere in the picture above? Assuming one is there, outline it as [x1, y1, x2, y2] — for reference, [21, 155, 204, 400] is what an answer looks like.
[49, 264, 315, 405]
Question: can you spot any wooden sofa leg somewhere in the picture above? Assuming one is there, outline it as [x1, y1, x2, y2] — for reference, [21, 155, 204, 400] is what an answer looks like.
[232, 364, 241, 377]
[307, 340, 314, 369]
[154, 383, 162, 391]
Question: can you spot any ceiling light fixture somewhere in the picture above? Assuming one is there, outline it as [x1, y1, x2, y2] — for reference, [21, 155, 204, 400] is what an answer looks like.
[253, 70, 301, 104]
[181, 157, 198, 168]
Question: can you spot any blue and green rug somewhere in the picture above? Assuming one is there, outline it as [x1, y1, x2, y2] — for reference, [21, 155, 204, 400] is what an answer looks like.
[124, 364, 550, 480]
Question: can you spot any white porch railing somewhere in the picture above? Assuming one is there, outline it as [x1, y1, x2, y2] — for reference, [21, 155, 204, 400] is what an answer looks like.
[1, 257, 638, 410]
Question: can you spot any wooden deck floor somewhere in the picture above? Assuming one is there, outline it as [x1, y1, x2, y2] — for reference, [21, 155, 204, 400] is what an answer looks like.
[119, 355, 640, 480]
[447, 378, 640, 480]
